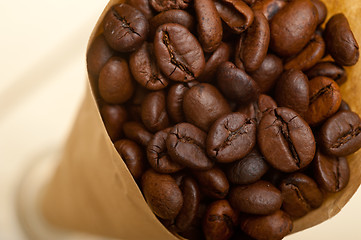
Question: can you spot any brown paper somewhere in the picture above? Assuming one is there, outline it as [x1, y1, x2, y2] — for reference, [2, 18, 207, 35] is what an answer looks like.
[41, 0, 361, 239]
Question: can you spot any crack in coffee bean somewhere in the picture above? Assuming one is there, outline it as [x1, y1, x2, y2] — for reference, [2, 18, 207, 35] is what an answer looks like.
[335, 160, 341, 191]
[331, 126, 361, 149]
[286, 183, 311, 211]
[112, 7, 141, 37]
[309, 84, 333, 104]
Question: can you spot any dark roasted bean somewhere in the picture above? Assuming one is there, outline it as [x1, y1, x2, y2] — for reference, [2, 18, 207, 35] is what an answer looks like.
[101, 104, 127, 142]
[123, 121, 153, 147]
[193, 167, 229, 199]
[306, 61, 348, 86]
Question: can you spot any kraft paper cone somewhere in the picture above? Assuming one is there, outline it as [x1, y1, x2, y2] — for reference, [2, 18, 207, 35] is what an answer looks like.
[41, 0, 361, 239]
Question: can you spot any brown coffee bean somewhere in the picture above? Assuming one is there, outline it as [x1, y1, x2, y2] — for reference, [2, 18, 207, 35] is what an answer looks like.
[154, 23, 205, 82]
[141, 90, 169, 132]
[280, 172, 323, 219]
[270, 0, 318, 56]
[240, 210, 293, 240]
[126, 85, 150, 122]
[274, 69, 310, 116]
[313, 149, 350, 192]
[319, 110, 361, 157]
[311, 0, 327, 25]
[304, 76, 342, 126]
[193, 167, 229, 199]
[229, 180, 282, 215]
[306, 61, 347, 86]
[258, 107, 316, 172]
[252, 0, 287, 21]
[98, 57, 134, 104]
[150, 0, 191, 12]
[101, 104, 127, 142]
[103, 4, 149, 52]
[207, 112, 256, 163]
[183, 83, 231, 131]
[324, 13, 359, 66]
[167, 123, 214, 170]
[123, 121, 153, 147]
[203, 200, 237, 240]
[258, 94, 278, 115]
[338, 100, 351, 112]
[142, 169, 183, 219]
[127, 0, 155, 20]
[114, 139, 145, 180]
[194, 0, 223, 52]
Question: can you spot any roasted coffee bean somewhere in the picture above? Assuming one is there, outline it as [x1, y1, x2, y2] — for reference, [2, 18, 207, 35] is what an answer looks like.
[270, 0, 318, 56]
[214, 0, 254, 34]
[234, 35, 245, 70]
[147, 128, 184, 173]
[339, 100, 351, 112]
[274, 69, 310, 116]
[240, 210, 293, 240]
[227, 149, 269, 185]
[229, 180, 282, 215]
[98, 57, 134, 104]
[150, 0, 191, 12]
[103, 4, 149, 52]
[280, 172, 323, 219]
[239, 10, 270, 72]
[114, 139, 145, 180]
[306, 61, 347, 86]
[193, 167, 229, 199]
[149, 10, 195, 40]
[207, 112, 256, 163]
[183, 83, 231, 131]
[141, 90, 169, 132]
[167, 123, 214, 170]
[237, 94, 277, 124]
[154, 23, 205, 82]
[284, 33, 325, 71]
[319, 110, 361, 157]
[252, 0, 287, 21]
[101, 104, 127, 142]
[127, 0, 155, 20]
[142, 169, 183, 219]
[194, 0, 223, 52]
[311, 0, 327, 25]
[304, 76, 342, 126]
[217, 62, 259, 103]
[258, 107, 316, 172]
[203, 200, 237, 240]
[86, 34, 114, 78]
[249, 54, 283, 94]
[324, 13, 359, 66]
[258, 94, 277, 114]
[126, 85, 149, 122]
[123, 121, 153, 147]
[313, 149, 350, 192]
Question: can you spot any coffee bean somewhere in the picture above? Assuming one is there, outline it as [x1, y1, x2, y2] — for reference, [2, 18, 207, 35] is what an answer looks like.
[126, 86, 150, 122]
[252, 0, 287, 21]
[306, 61, 347, 86]
[311, 0, 327, 25]
[123, 121, 153, 147]
[258, 94, 278, 115]
[101, 104, 127, 142]
[127, 0, 155, 20]
[193, 167, 229, 199]
[338, 100, 351, 112]
[150, 0, 191, 12]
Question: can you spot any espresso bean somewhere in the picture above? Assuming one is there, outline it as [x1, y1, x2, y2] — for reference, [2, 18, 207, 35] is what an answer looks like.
[227, 149, 269, 185]
[150, 0, 191, 12]
[324, 13, 359, 66]
[141, 90, 169, 132]
[338, 100, 351, 112]
[280, 172, 323, 219]
[114, 139, 145, 180]
[154, 23, 205, 82]
[142, 169, 183, 219]
[258, 108, 316, 172]
[229, 180, 282, 215]
[103, 4, 149, 52]
[274, 69, 310, 116]
[270, 0, 318, 56]
[193, 167, 229, 199]
[127, 0, 154, 20]
[240, 210, 293, 240]
[306, 61, 347, 86]
[319, 110, 361, 157]
[203, 200, 237, 240]
[147, 128, 184, 173]
[123, 121, 153, 147]
[252, 0, 287, 21]
[98, 57, 134, 104]
[183, 83, 231, 131]
[311, 0, 327, 25]
[258, 94, 277, 115]
[304, 76, 342, 126]
[101, 104, 127, 142]
[167, 123, 214, 170]
[207, 113, 256, 163]
[217, 62, 259, 103]
[313, 149, 350, 192]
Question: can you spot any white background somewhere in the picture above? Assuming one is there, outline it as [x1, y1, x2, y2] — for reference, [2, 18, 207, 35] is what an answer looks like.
[0, 0, 360, 239]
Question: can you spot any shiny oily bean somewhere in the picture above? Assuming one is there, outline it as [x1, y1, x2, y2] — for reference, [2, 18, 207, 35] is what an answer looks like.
[313, 149, 350, 192]
[306, 61, 347, 86]
[154, 23, 205, 82]
[167, 123, 214, 170]
[258, 108, 316, 173]
[207, 112, 256, 163]
[142, 169, 183, 219]
[324, 13, 359, 66]
[114, 139, 145, 180]
[127, 0, 155, 20]
[240, 210, 293, 240]
[252, 0, 287, 21]
[103, 4, 148, 52]
[229, 180, 282, 215]
[319, 110, 361, 157]
[147, 128, 184, 173]
[123, 121, 153, 147]
[203, 200, 237, 240]
[304, 76, 342, 126]
[311, 0, 327, 25]
[193, 167, 229, 199]
[101, 104, 127, 142]
[270, 0, 318, 57]
[280, 173, 323, 219]
[150, 0, 191, 12]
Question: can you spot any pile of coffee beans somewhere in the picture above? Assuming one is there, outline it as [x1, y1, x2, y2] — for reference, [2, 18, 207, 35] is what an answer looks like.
[86, 0, 361, 239]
